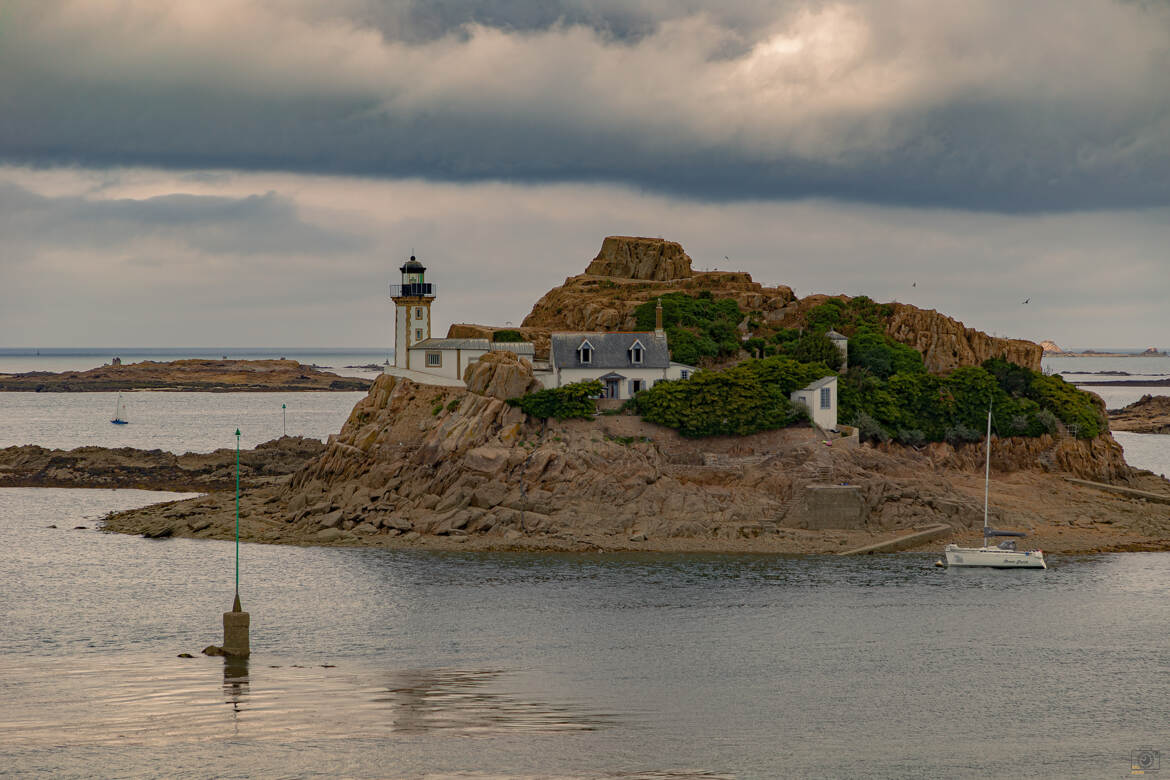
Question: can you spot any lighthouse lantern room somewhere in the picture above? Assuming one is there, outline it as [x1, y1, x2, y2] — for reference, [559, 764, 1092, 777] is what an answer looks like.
[390, 255, 437, 368]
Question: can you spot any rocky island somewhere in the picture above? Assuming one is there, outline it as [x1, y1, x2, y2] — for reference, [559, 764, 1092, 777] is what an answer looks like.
[1109, 395, 1170, 434]
[0, 436, 325, 492]
[0, 359, 372, 392]
[101, 236, 1170, 555]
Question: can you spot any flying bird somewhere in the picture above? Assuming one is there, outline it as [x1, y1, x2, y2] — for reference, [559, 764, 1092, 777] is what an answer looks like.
[912, 282, 916, 287]
[1022, 298, 1030, 304]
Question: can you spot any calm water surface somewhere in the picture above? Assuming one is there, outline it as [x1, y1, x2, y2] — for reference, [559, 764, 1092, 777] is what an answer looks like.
[3, 488, 1170, 779]
[0, 391, 363, 452]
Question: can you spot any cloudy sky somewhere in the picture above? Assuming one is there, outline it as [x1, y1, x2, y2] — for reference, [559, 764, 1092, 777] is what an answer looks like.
[2, 0, 1168, 349]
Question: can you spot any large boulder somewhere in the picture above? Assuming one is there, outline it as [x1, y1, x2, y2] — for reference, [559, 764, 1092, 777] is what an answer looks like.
[584, 236, 694, 281]
[463, 350, 542, 399]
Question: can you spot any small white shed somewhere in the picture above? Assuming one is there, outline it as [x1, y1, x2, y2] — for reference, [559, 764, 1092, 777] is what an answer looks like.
[791, 375, 838, 431]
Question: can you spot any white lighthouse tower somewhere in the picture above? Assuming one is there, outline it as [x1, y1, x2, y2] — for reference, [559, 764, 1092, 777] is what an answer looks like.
[390, 255, 436, 368]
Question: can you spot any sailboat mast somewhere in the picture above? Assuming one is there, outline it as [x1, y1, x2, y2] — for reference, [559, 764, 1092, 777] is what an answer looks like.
[983, 405, 992, 542]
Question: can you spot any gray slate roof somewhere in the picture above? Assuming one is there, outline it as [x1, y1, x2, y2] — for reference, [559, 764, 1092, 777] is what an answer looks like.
[795, 374, 838, 392]
[410, 338, 491, 350]
[487, 342, 535, 356]
[551, 332, 670, 370]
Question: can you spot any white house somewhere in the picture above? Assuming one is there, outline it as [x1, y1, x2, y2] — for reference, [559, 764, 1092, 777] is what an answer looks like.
[790, 375, 838, 431]
[540, 328, 694, 399]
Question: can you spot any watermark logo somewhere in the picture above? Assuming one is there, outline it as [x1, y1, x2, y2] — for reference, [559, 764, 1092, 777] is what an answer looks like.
[1131, 747, 1161, 774]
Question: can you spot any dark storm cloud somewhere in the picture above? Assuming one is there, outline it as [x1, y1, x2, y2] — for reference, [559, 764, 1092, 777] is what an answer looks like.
[1, 1, 1168, 211]
[0, 181, 365, 258]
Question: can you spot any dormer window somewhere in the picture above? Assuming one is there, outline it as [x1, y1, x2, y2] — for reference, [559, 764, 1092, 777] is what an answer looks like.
[629, 339, 645, 365]
[578, 340, 594, 365]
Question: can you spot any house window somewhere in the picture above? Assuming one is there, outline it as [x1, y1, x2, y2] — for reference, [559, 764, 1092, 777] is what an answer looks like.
[629, 340, 644, 364]
[631, 379, 645, 394]
[578, 342, 593, 364]
[415, 329, 423, 341]
[414, 307, 424, 320]
[820, 386, 831, 409]
[680, 369, 690, 380]
[426, 352, 442, 367]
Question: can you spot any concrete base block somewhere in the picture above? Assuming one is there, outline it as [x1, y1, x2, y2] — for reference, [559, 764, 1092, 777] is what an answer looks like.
[222, 609, 250, 658]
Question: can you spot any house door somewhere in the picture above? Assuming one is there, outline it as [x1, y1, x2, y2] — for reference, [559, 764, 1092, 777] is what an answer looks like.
[605, 378, 621, 399]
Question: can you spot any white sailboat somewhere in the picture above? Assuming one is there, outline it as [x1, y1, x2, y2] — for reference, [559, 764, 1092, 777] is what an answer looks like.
[110, 393, 128, 425]
[943, 407, 1046, 569]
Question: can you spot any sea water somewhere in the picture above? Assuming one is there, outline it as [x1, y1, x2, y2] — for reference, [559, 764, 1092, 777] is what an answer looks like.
[2, 487, 1170, 779]
[3, 354, 1170, 777]
[0, 391, 364, 452]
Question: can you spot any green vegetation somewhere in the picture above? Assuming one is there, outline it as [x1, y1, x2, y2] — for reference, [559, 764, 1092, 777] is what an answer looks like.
[627, 356, 833, 437]
[839, 357, 1104, 443]
[492, 330, 525, 343]
[847, 327, 924, 377]
[446, 398, 461, 412]
[507, 380, 603, 420]
[633, 292, 743, 365]
[805, 295, 893, 333]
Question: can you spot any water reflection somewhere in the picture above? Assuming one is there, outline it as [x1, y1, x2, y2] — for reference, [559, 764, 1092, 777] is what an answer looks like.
[375, 668, 615, 734]
[223, 656, 249, 713]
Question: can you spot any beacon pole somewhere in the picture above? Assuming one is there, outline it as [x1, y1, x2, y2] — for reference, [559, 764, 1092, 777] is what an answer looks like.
[221, 427, 250, 657]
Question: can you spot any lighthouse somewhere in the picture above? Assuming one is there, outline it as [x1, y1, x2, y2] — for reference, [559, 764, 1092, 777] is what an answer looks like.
[390, 255, 436, 368]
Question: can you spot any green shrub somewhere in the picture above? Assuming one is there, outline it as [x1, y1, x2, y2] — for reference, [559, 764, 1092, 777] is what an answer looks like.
[806, 295, 894, 334]
[507, 380, 603, 420]
[838, 358, 1105, 443]
[853, 411, 889, 443]
[847, 327, 924, 378]
[742, 337, 767, 359]
[633, 292, 744, 364]
[492, 330, 525, 343]
[742, 356, 835, 395]
[784, 331, 843, 371]
[628, 357, 833, 438]
[446, 398, 460, 412]
[1026, 373, 1105, 438]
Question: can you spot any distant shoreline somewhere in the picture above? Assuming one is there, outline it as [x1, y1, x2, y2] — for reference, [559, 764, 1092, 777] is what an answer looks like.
[1046, 351, 1167, 358]
[0, 358, 373, 392]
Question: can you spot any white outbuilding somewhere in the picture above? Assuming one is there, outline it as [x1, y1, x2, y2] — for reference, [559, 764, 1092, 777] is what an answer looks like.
[790, 374, 838, 431]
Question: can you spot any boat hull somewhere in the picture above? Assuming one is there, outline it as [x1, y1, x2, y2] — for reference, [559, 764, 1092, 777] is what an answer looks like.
[944, 545, 1046, 569]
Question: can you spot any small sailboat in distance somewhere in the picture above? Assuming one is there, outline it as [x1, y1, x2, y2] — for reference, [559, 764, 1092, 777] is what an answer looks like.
[111, 393, 128, 425]
[943, 406, 1046, 569]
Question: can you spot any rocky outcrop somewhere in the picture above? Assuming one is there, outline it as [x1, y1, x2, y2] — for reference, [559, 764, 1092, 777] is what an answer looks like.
[584, 236, 694, 281]
[883, 303, 1042, 373]
[520, 271, 795, 341]
[0, 359, 371, 392]
[447, 324, 552, 359]
[0, 436, 325, 490]
[914, 434, 1131, 484]
[515, 236, 1039, 373]
[462, 350, 543, 398]
[1040, 340, 1062, 354]
[1110, 394, 1170, 434]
